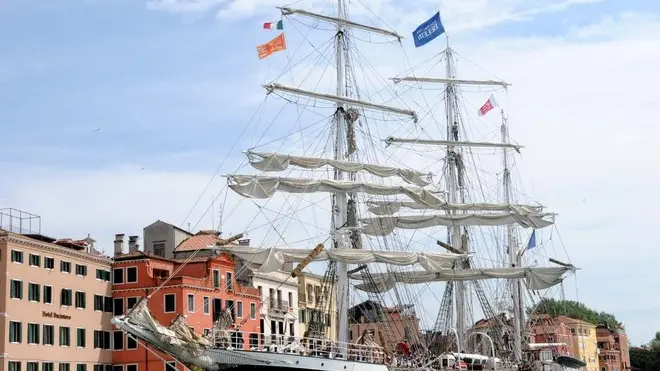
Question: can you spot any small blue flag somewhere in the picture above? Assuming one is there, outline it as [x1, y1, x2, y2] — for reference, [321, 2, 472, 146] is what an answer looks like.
[526, 230, 537, 251]
[412, 11, 445, 48]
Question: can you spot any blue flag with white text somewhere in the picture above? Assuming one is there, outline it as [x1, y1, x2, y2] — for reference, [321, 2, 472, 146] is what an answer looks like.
[412, 11, 445, 48]
[526, 230, 537, 251]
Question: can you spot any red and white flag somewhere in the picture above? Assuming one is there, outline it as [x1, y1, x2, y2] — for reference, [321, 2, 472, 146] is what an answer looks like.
[478, 94, 499, 116]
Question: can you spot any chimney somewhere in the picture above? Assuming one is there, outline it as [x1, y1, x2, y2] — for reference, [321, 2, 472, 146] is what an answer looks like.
[114, 234, 125, 257]
[128, 235, 139, 253]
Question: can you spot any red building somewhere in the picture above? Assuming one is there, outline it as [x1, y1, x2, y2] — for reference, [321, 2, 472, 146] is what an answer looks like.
[110, 234, 260, 371]
[597, 325, 631, 371]
[527, 315, 575, 361]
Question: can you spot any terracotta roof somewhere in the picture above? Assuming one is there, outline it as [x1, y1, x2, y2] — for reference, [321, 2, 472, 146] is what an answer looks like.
[174, 230, 241, 252]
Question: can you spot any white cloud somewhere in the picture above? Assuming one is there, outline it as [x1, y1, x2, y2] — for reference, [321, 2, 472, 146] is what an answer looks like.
[5, 3, 660, 345]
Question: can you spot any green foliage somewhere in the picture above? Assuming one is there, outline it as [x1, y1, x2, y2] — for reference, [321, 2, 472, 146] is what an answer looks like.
[649, 332, 660, 351]
[631, 346, 660, 371]
[526, 298, 623, 330]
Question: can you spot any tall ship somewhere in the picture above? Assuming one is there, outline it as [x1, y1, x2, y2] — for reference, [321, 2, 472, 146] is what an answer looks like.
[112, 1, 581, 370]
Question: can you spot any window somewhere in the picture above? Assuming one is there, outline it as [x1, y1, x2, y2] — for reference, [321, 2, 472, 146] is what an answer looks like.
[113, 298, 124, 316]
[299, 309, 306, 323]
[59, 327, 70, 346]
[153, 242, 166, 257]
[93, 365, 103, 371]
[10, 279, 23, 299]
[76, 365, 86, 371]
[127, 297, 138, 310]
[27, 363, 38, 371]
[76, 328, 86, 348]
[29, 283, 41, 302]
[289, 323, 295, 336]
[203, 297, 210, 314]
[113, 366, 122, 371]
[59, 364, 70, 371]
[103, 296, 113, 313]
[61, 289, 73, 306]
[126, 333, 138, 350]
[540, 350, 553, 362]
[11, 249, 24, 263]
[226, 272, 233, 291]
[9, 362, 21, 371]
[93, 330, 111, 350]
[113, 331, 123, 350]
[75, 264, 87, 276]
[165, 362, 176, 371]
[43, 285, 53, 304]
[113, 268, 124, 284]
[43, 363, 55, 371]
[164, 294, 175, 313]
[288, 292, 293, 307]
[75, 292, 86, 309]
[43, 324, 55, 345]
[94, 295, 104, 311]
[29, 254, 41, 267]
[45, 257, 55, 269]
[60, 261, 71, 273]
[187, 294, 195, 312]
[212, 270, 220, 288]
[125, 366, 137, 371]
[28, 323, 40, 344]
[126, 267, 138, 283]
[9, 321, 22, 343]
[95, 269, 111, 281]
[237, 301, 243, 318]
[250, 303, 256, 319]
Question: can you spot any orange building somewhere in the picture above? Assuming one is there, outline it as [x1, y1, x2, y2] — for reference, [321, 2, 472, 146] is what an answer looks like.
[597, 325, 631, 371]
[110, 233, 260, 371]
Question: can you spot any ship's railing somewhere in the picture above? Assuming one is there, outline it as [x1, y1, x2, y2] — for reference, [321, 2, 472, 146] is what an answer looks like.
[213, 330, 388, 364]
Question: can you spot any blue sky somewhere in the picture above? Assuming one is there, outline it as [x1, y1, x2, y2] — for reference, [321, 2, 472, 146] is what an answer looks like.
[2, 0, 660, 346]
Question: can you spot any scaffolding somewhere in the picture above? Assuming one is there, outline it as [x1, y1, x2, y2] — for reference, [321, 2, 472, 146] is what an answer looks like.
[0, 208, 42, 234]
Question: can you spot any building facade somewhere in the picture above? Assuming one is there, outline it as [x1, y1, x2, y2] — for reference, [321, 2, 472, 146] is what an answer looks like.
[597, 325, 631, 371]
[348, 300, 421, 350]
[297, 272, 337, 341]
[0, 230, 113, 371]
[142, 221, 192, 259]
[111, 233, 260, 371]
[555, 316, 598, 371]
[252, 271, 299, 346]
[528, 315, 576, 361]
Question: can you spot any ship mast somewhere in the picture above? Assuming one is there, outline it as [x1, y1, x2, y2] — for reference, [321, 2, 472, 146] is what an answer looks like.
[501, 109, 524, 361]
[443, 44, 468, 350]
[333, 0, 350, 353]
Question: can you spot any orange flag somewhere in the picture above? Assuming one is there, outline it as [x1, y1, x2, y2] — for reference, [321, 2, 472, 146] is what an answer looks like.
[257, 33, 287, 60]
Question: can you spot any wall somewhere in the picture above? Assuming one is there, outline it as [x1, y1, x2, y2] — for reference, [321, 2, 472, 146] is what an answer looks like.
[1, 232, 113, 371]
[297, 273, 337, 341]
[142, 222, 191, 259]
[252, 271, 299, 344]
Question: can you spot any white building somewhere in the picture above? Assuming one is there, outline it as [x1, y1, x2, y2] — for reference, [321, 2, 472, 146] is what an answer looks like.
[252, 270, 300, 345]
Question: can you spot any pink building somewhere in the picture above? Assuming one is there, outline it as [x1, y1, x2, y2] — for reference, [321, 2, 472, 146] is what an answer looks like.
[0, 229, 114, 371]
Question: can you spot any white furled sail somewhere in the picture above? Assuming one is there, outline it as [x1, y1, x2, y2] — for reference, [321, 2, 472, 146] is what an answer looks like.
[246, 151, 432, 187]
[361, 212, 555, 236]
[227, 175, 446, 206]
[366, 200, 544, 215]
[220, 247, 465, 273]
[351, 266, 573, 293]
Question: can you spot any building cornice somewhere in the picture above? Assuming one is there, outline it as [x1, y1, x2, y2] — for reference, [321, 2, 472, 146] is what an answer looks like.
[1, 232, 112, 265]
[113, 284, 260, 299]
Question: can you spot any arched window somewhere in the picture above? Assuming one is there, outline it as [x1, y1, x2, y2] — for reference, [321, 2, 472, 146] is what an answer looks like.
[601, 367, 607, 371]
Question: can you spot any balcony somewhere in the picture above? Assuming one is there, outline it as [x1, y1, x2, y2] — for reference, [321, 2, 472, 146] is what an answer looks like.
[268, 300, 291, 316]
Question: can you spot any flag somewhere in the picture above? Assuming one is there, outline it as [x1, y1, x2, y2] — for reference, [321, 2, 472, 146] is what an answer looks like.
[412, 11, 445, 48]
[263, 20, 283, 30]
[257, 33, 287, 60]
[478, 94, 499, 116]
[526, 230, 537, 251]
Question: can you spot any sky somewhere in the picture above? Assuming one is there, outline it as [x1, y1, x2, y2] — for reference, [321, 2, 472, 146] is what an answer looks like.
[2, 0, 660, 345]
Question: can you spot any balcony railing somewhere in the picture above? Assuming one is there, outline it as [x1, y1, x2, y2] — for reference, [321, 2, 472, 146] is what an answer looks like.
[268, 300, 290, 313]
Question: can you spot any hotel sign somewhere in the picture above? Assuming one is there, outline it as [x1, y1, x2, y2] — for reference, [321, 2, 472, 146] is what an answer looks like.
[42, 311, 72, 320]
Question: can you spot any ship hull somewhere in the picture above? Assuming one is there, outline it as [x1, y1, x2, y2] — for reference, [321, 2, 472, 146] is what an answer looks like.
[111, 316, 394, 371]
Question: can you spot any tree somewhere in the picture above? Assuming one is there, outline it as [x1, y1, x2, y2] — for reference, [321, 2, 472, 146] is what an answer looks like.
[649, 332, 660, 350]
[526, 298, 623, 329]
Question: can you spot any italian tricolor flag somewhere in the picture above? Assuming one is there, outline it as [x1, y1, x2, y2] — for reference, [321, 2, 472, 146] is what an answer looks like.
[263, 20, 283, 30]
